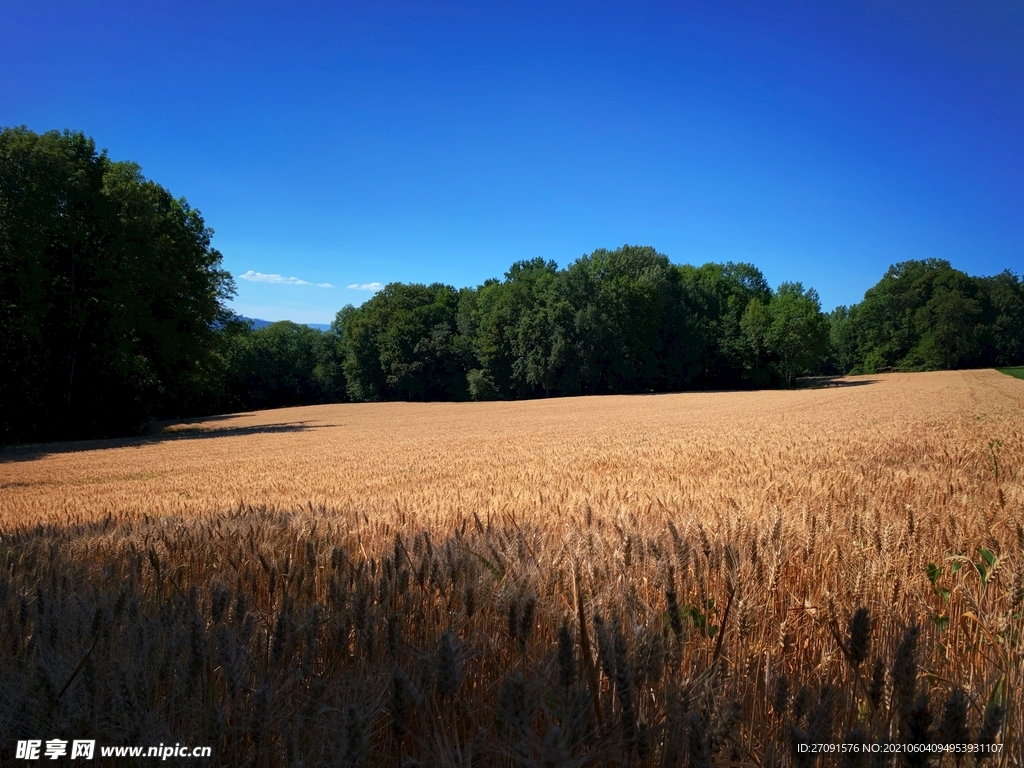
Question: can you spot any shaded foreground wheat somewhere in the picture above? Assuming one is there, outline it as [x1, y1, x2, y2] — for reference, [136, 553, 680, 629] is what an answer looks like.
[1, 370, 1022, 766]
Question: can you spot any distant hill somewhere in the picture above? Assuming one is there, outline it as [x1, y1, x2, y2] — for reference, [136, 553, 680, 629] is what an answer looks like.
[243, 317, 331, 332]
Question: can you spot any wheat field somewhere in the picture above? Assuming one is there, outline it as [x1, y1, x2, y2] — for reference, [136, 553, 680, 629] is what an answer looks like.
[1, 370, 1022, 766]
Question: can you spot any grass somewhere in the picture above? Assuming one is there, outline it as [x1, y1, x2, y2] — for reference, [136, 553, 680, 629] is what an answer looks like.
[0, 369, 1022, 766]
[997, 366, 1024, 380]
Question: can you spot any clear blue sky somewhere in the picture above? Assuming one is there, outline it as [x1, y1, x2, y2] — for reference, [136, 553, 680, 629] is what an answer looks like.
[4, 1, 1022, 324]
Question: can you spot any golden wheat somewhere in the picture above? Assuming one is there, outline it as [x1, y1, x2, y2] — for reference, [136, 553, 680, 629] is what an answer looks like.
[0, 370, 1021, 766]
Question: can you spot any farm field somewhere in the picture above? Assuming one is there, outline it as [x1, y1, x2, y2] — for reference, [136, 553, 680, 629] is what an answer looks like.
[999, 367, 1024, 381]
[1, 369, 1022, 765]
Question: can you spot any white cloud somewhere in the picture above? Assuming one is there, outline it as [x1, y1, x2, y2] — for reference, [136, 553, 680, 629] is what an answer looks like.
[240, 271, 307, 285]
[239, 270, 332, 288]
[347, 282, 384, 292]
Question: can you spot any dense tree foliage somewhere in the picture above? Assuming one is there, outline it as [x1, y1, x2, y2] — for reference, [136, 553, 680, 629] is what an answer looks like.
[828, 259, 1024, 374]
[677, 261, 773, 387]
[1, 127, 234, 441]
[332, 254, 1022, 402]
[218, 319, 346, 413]
[3, 127, 1021, 442]
[333, 250, 847, 402]
[340, 282, 472, 402]
[555, 246, 696, 395]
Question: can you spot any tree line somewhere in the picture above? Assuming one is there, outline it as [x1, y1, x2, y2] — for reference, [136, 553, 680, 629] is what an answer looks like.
[3, 127, 1022, 443]
[329, 253, 1023, 405]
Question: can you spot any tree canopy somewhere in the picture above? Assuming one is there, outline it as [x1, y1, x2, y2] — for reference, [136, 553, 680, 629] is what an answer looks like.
[331, 250, 845, 403]
[829, 259, 1024, 374]
[1, 127, 234, 441]
[3, 127, 1022, 443]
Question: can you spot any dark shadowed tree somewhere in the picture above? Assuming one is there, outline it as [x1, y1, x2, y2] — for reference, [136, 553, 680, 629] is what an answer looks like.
[220, 321, 346, 411]
[913, 286, 981, 370]
[554, 245, 698, 395]
[977, 271, 1024, 367]
[739, 295, 773, 387]
[0, 127, 234, 441]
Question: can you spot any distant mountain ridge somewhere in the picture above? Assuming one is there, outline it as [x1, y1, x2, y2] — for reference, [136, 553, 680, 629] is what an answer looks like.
[242, 317, 331, 332]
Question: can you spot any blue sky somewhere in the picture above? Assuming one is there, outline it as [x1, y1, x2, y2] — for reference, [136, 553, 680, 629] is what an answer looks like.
[3, 1, 1022, 324]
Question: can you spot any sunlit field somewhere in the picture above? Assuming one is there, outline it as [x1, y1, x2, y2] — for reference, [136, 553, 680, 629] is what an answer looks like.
[2, 370, 1022, 766]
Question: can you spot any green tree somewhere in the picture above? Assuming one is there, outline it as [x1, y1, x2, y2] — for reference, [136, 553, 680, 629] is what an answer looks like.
[914, 287, 981, 370]
[555, 245, 697, 394]
[739, 296, 773, 386]
[840, 259, 999, 374]
[678, 262, 772, 386]
[0, 127, 234, 441]
[763, 283, 830, 386]
[475, 259, 561, 398]
[977, 271, 1024, 366]
[825, 305, 858, 374]
[341, 283, 472, 401]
